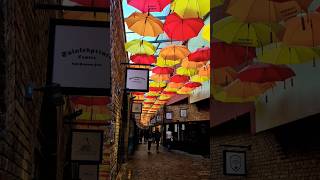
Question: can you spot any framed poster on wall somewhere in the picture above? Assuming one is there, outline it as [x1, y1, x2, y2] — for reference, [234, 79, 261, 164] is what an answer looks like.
[71, 129, 103, 163]
[78, 164, 99, 180]
[131, 103, 142, 113]
[125, 68, 149, 92]
[48, 19, 111, 95]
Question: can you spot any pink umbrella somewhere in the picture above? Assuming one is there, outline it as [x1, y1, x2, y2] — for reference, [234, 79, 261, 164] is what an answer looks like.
[127, 0, 171, 13]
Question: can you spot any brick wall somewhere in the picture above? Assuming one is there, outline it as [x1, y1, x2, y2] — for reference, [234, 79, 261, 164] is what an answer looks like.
[165, 103, 209, 123]
[110, 0, 128, 179]
[211, 113, 320, 179]
[0, 0, 60, 179]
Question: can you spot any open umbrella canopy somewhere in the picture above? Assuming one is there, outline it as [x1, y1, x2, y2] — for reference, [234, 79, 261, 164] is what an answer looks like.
[176, 67, 198, 76]
[257, 43, 320, 64]
[212, 42, 256, 68]
[226, 0, 301, 23]
[181, 59, 207, 69]
[152, 66, 174, 74]
[150, 74, 170, 81]
[191, 75, 209, 83]
[184, 82, 202, 88]
[149, 87, 165, 92]
[164, 87, 179, 92]
[213, 67, 238, 86]
[156, 57, 181, 67]
[188, 47, 210, 62]
[213, 16, 284, 47]
[198, 64, 210, 77]
[159, 44, 190, 60]
[164, 13, 204, 41]
[238, 64, 296, 83]
[130, 54, 156, 64]
[167, 82, 185, 89]
[127, 0, 171, 13]
[202, 24, 210, 42]
[125, 39, 156, 55]
[282, 12, 320, 47]
[149, 81, 167, 87]
[169, 75, 190, 83]
[170, 0, 210, 18]
[213, 86, 259, 103]
[125, 12, 163, 37]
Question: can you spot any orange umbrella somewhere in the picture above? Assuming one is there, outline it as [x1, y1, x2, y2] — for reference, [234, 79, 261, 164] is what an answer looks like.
[167, 82, 184, 89]
[159, 45, 190, 60]
[213, 67, 237, 86]
[198, 64, 210, 77]
[223, 80, 275, 98]
[282, 12, 320, 47]
[150, 74, 170, 82]
[125, 12, 163, 37]
[181, 58, 207, 69]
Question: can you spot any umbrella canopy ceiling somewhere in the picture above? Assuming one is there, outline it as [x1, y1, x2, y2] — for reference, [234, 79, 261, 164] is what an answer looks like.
[127, 0, 171, 13]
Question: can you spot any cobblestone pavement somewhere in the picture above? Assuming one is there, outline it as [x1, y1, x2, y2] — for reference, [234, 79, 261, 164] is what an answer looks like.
[125, 143, 211, 180]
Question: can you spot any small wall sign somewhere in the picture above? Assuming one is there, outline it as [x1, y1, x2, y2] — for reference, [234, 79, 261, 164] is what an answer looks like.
[180, 109, 187, 118]
[223, 150, 247, 176]
[131, 103, 142, 113]
[165, 112, 172, 120]
[125, 68, 149, 92]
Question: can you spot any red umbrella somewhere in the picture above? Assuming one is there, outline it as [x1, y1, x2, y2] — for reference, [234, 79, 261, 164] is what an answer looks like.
[188, 47, 210, 62]
[152, 66, 174, 74]
[70, 0, 109, 8]
[169, 75, 190, 83]
[212, 42, 256, 68]
[70, 96, 111, 106]
[144, 102, 154, 104]
[164, 13, 204, 41]
[238, 64, 296, 83]
[162, 91, 177, 95]
[145, 96, 158, 99]
[130, 54, 156, 64]
[149, 87, 164, 91]
[127, 0, 171, 13]
[184, 82, 202, 88]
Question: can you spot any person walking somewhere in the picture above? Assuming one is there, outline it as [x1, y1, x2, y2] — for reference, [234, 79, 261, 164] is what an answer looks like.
[166, 129, 173, 150]
[147, 129, 154, 153]
[154, 128, 161, 153]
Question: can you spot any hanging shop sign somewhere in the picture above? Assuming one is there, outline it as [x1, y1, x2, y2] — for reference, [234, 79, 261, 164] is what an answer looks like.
[223, 150, 247, 176]
[78, 164, 99, 180]
[71, 129, 103, 163]
[125, 68, 149, 92]
[48, 19, 111, 95]
[131, 102, 142, 113]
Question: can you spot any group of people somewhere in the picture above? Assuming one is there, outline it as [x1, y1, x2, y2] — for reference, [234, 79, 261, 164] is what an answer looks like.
[139, 128, 173, 153]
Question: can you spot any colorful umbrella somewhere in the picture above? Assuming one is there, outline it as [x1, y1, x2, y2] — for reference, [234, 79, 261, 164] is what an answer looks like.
[282, 12, 320, 47]
[152, 66, 174, 74]
[198, 65, 210, 77]
[164, 13, 204, 41]
[156, 57, 181, 67]
[238, 64, 295, 83]
[184, 82, 202, 88]
[169, 75, 190, 83]
[130, 54, 156, 64]
[226, 0, 301, 23]
[127, 0, 171, 13]
[177, 87, 194, 94]
[213, 67, 237, 86]
[170, 0, 210, 18]
[70, 0, 109, 8]
[159, 95, 171, 100]
[188, 47, 210, 62]
[162, 91, 177, 95]
[125, 40, 156, 55]
[159, 45, 190, 60]
[149, 87, 165, 92]
[145, 91, 160, 96]
[257, 43, 320, 64]
[150, 74, 170, 82]
[191, 75, 209, 83]
[202, 24, 210, 42]
[213, 16, 284, 47]
[213, 86, 259, 103]
[149, 81, 167, 87]
[167, 82, 185, 89]
[125, 12, 163, 37]
[181, 59, 207, 69]
[212, 42, 256, 68]
[164, 87, 179, 92]
[176, 67, 198, 76]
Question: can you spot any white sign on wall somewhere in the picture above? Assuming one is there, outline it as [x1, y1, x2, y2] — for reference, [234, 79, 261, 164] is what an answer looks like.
[125, 68, 149, 92]
[49, 19, 111, 95]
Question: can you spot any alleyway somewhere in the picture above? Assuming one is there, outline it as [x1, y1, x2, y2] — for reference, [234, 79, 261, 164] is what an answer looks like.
[122, 143, 211, 180]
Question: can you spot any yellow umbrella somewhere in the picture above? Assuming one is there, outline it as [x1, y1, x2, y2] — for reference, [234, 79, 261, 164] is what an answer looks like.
[213, 16, 284, 47]
[213, 86, 258, 103]
[171, 0, 210, 18]
[150, 74, 170, 82]
[167, 82, 185, 89]
[125, 12, 163, 37]
[145, 92, 160, 96]
[257, 43, 320, 65]
[202, 24, 210, 42]
[159, 95, 171, 100]
[191, 75, 209, 83]
[181, 58, 207, 69]
[149, 81, 167, 88]
[164, 87, 179, 92]
[225, 80, 274, 98]
[159, 45, 190, 60]
[125, 39, 156, 55]
[176, 67, 198, 76]
[156, 57, 181, 67]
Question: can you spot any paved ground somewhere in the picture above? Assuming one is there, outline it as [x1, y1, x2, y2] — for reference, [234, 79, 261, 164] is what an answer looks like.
[122, 143, 211, 180]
